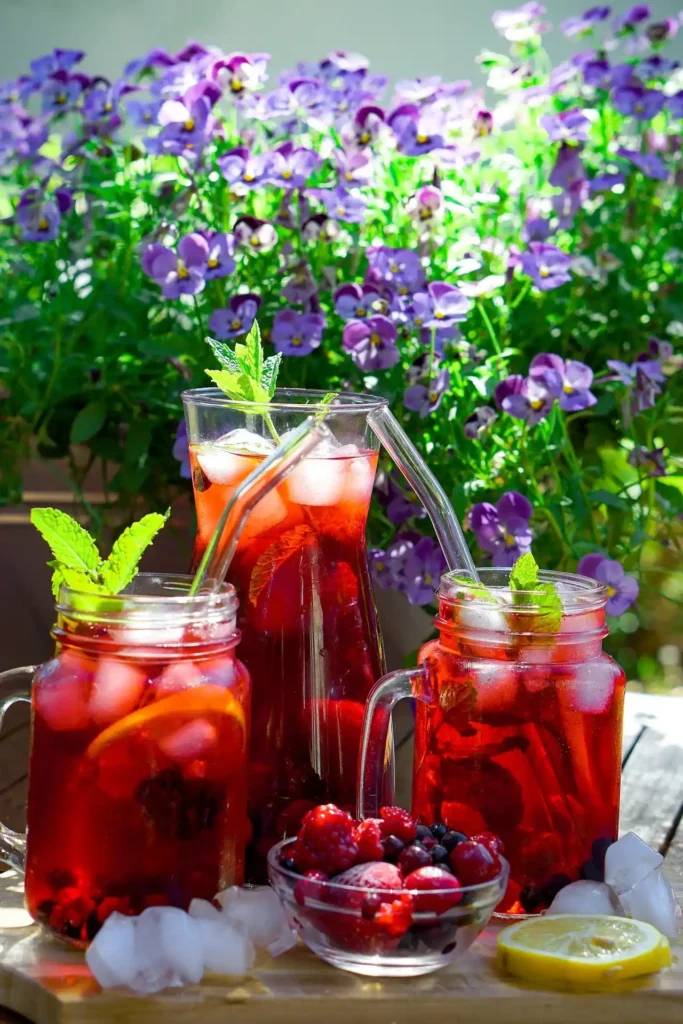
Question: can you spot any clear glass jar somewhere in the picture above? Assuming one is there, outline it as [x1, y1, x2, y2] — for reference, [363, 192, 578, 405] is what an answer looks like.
[359, 569, 626, 914]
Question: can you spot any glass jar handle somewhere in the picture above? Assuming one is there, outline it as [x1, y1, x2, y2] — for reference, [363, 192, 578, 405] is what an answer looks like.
[357, 666, 432, 820]
[0, 665, 36, 873]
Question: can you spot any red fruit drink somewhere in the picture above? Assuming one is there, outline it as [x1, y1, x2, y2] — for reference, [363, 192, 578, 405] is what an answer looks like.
[25, 576, 249, 944]
[412, 571, 626, 913]
[188, 434, 383, 881]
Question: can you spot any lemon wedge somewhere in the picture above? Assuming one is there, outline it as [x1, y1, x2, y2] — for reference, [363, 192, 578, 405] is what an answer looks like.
[497, 914, 671, 988]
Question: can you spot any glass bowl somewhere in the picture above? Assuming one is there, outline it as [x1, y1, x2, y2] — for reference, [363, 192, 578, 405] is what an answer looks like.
[267, 838, 509, 977]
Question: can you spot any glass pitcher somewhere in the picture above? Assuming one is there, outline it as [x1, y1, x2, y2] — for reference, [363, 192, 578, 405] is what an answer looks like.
[0, 574, 249, 945]
[359, 568, 626, 914]
[182, 388, 390, 881]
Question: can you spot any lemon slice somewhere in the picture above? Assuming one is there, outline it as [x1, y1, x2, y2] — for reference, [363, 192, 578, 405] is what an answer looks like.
[86, 684, 245, 759]
[497, 915, 671, 988]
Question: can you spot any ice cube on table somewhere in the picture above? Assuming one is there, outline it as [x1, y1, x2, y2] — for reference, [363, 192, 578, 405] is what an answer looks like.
[88, 658, 147, 726]
[34, 652, 92, 732]
[618, 866, 682, 939]
[189, 898, 222, 921]
[135, 907, 204, 990]
[547, 880, 623, 917]
[196, 917, 256, 975]
[215, 886, 296, 953]
[159, 718, 218, 761]
[85, 912, 139, 990]
[604, 831, 664, 894]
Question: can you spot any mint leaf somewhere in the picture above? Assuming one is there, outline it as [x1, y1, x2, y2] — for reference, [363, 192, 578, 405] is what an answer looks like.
[49, 560, 106, 597]
[31, 508, 101, 578]
[315, 391, 338, 423]
[206, 337, 241, 373]
[509, 552, 539, 591]
[533, 582, 563, 633]
[249, 525, 314, 606]
[234, 319, 263, 381]
[205, 368, 271, 404]
[99, 510, 170, 594]
[262, 353, 282, 398]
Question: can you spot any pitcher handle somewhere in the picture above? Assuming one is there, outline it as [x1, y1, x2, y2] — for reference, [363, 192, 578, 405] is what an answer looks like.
[0, 665, 36, 873]
[357, 666, 432, 820]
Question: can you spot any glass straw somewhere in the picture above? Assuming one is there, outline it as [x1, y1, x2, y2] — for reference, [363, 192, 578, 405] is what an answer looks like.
[368, 405, 479, 579]
[190, 416, 329, 595]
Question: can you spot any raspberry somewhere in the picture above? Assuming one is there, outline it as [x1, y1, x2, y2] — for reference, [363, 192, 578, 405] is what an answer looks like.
[353, 818, 384, 862]
[398, 843, 432, 875]
[375, 892, 414, 937]
[297, 804, 358, 874]
[404, 866, 463, 913]
[450, 840, 501, 885]
[379, 806, 418, 843]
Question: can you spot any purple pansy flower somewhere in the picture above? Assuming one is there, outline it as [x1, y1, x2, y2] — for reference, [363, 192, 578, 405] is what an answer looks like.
[208, 294, 261, 340]
[124, 48, 176, 79]
[405, 186, 443, 230]
[590, 171, 626, 191]
[334, 283, 384, 320]
[83, 79, 136, 122]
[495, 373, 554, 424]
[561, 6, 611, 36]
[403, 537, 447, 605]
[377, 474, 427, 524]
[614, 4, 650, 33]
[233, 216, 278, 252]
[367, 246, 424, 295]
[617, 147, 669, 180]
[349, 104, 385, 147]
[549, 142, 585, 188]
[523, 216, 552, 242]
[492, 2, 548, 42]
[16, 189, 61, 242]
[667, 92, 683, 119]
[409, 282, 471, 330]
[540, 107, 592, 142]
[281, 262, 318, 304]
[141, 233, 208, 299]
[612, 85, 666, 120]
[271, 309, 325, 357]
[335, 148, 373, 187]
[388, 103, 445, 157]
[217, 147, 268, 190]
[30, 49, 84, 84]
[529, 353, 597, 411]
[342, 314, 400, 371]
[41, 72, 84, 114]
[393, 76, 442, 104]
[172, 421, 191, 479]
[577, 554, 639, 615]
[204, 232, 236, 279]
[210, 52, 270, 96]
[369, 531, 422, 589]
[403, 368, 451, 418]
[264, 78, 328, 125]
[265, 140, 320, 189]
[464, 406, 497, 439]
[470, 491, 533, 567]
[628, 445, 667, 477]
[521, 243, 572, 290]
[312, 186, 367, 223]
[582, 60, 634, 90]
[474, 110, 494, 137]
[149, 87, 217, 157]
[126, 98, 163, 127]
[647, 19, 679, 43]
[606, 356, 664, 411]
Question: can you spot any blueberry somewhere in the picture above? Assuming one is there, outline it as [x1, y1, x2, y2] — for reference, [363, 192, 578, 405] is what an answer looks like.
[520, 885, 543, 914]
[430, 824, 448, 841]
[591, 837, 615, 870]
[280, 857, 302, 875]
[580, 858, 603, 882]
[441, 830, 468, 852]
[381, 835, 404, 861]
[431, 844, 449, 865]
[416, 825, 433, 843]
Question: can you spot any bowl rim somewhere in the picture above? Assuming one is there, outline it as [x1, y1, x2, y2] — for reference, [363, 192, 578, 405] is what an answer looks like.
[267, 837, 510, 898]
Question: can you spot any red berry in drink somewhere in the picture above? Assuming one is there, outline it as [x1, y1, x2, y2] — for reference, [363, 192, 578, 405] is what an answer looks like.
[471, 831, 505, 857]
[375, 892, 414, 937]
[398, 843, 432, 875]
[449, 840, 501, 885]
[298, 803, 359, 874]
[379, 806, 418, 843]
[353, 818, 384, 862]
[403, 866, 463, 913]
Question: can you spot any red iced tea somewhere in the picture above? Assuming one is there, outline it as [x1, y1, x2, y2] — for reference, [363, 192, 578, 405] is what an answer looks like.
[188, 438, 383, 880]
[25, 576, 249, 944]
[412, 574, 626, 913]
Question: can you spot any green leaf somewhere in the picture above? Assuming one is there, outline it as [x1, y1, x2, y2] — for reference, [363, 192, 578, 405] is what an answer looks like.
[588, 489, 629, 511]
[234, 319, 263, 381]
[315, 391, 339, 423]
[31, 508, 101, 577]
[205, 368, 270, 404]
[49, 561, 105, 596]
[249, 525, 314, 606]
[509, 552, 539, 591]
[206, 337, 241, 373]
[99, 509, 170, 594]
[531, 582, 563, 634]
[70, 402, 107, 444]
[262, 353, 282, 398]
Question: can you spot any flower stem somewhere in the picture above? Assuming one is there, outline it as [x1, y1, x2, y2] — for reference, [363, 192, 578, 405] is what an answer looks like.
[477, 301, 503, 356]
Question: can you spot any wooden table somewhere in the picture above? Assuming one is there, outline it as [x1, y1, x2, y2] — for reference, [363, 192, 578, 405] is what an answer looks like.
[1, 692, 682, 1024]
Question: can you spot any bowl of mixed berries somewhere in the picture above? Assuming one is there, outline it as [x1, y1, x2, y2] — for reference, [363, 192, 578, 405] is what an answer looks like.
[268, 803, 508, 977]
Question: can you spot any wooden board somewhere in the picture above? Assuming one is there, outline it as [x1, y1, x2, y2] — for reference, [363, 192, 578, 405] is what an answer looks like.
[1, 692, 683, 1024]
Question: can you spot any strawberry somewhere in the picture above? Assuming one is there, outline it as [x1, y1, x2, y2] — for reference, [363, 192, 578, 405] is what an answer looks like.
[353, 818, 384, 862]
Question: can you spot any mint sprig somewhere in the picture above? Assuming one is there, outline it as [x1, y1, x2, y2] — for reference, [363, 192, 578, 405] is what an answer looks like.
[509, 552, 562, 633]
[205, 320, 282, 405]
[31, 507, 169, 599]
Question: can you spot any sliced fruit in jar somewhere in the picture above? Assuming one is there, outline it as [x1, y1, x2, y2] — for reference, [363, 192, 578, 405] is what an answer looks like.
[496, 915, 671, 987]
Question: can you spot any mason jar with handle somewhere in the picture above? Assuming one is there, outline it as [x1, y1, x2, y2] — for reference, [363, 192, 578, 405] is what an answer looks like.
[0, 573, 249, 946]
[358, 568, 626, 914]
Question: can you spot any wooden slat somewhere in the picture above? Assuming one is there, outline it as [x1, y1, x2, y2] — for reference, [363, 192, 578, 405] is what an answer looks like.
[619, 723, 683, 852]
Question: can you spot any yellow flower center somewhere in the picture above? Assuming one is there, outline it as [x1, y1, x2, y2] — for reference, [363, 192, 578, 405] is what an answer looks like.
[359, 131, 371, 144]
[56, 93, 67, 105]
[424, 572, 432, 586]
[635, 103, 643, 113]
[345, 171, 353, 181]
[231, 77, 244, 93]
[539, 266, 550, 278]
[530, 398, 544, 410]
[504, 532, 516, 546]
[177, 262, 189, 279]
[389, 263, 399, 273]
[38, 217, 49, 231]
[282, 169, 292, 179]
[434, 311, 445, 320]
[419, 208, 431, 220]
[414, 316, 423, 326]
[207, 258, 220, 269]
[251, 236, 261, 247]
[183, 119, 195, 132]
[291, 336, 302, 346]
[416, 134, 429, 144]
[143, 112, 151, 122]
[428, 391, 439, 404]
[606, 585, 616, 597]
[563, 382, 574, 394]
[376, 561, 385, 572]
[357, 308, 367, 317]
[231, 319, 242, 330]
[104, 102, 113, 113]
[243, 172, 254, 182]
[370, 333, 382, 348]
[339, 100, 348, 112]
[336, 205, 346, 215]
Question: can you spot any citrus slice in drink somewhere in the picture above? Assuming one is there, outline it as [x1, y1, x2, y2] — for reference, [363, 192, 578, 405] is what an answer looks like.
[496, 915, 671, 987]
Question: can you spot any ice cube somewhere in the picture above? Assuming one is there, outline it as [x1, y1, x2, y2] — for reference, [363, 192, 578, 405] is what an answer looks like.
[155, 660, 204, 696]
[196, 917, 256, 975]
[457, 603, 508, 633]
[188, 898, 222, 921]
[197, 447, 251, 486]
[242, 488, 289, 535]
[113, 607, 186, 647]
[286, 458, 347, 507]
[604, 832, 664, 894]
[474, 663, 518, 712]
[34, 652, 92, 731]
[88, 659, 147, 726]
[215, 428, 275, 456]
[135, 907, 204, 988]
[547, 880, 623, 917]
[85, 912, 139, 989]
[618, 866, 682, 939]
[215, 886, 295, 952]
[341, 448, 375, 503]
[159, 719, 218, 761]
[563, 662, 616, 714]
